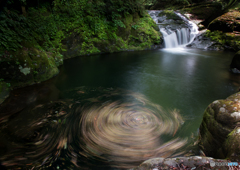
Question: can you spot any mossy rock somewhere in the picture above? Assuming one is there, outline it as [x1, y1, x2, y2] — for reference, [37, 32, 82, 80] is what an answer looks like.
[199, 92, 240, 159]
[224, 127, 240, 161]
[0, 44, 62, 88]
[205, 30, 240, 51]
[208, 10, 240, 32]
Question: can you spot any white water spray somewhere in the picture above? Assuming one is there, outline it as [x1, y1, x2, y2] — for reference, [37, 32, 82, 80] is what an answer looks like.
[148, 10, 199, 48]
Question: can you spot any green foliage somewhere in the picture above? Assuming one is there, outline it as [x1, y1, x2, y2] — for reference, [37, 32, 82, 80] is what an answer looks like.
[158, 10, 182, 20]
[0, 0, 129, 55]
[0, 0, 161, 62]
[0, 9, 26, 52]
[220, 0, 239, 10]
[6, 83, 11, 87]
[205, 30, 226, 44]
[132, 24, 139, 30]
[205, 30, 240, 51]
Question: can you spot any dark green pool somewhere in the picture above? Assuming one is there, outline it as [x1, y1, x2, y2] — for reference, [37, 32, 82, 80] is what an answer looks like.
[0, 48, 239, 169]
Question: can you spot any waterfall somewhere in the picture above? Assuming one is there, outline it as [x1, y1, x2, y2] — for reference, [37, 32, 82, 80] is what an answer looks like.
[148, 10, 199, 48]
[160, 28, 178, 48]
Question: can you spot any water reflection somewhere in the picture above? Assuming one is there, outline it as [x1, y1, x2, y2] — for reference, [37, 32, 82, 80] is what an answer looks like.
[0, 87, 187, 169]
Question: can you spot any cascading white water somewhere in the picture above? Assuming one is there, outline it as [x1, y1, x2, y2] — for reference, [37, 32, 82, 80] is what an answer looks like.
[160, 28, 178, 48]
[161, 27, 191, 48]
[176, 29, 182, 45]
[148, 10, 199, 48]
[175, 12, 198, 45]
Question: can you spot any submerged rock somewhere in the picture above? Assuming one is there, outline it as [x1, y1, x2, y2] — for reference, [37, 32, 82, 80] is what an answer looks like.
[199, 92, 240, 161]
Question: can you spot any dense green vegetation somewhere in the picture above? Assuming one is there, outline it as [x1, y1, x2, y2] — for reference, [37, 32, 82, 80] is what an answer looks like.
[0, 0, 238, 58]
[0, 0, 142, 57]
[0, 0, 239, 96]
[205, 30, 240, 51]
[0, 0, 164, 57]
[0, 0, 161, 90]
[149, 0, 239, 10]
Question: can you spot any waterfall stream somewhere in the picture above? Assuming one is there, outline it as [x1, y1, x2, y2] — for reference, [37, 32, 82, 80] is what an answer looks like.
[148, 10, 199, 48]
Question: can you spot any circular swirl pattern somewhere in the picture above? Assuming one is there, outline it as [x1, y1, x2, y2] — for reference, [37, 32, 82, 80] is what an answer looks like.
[0, 87, 187, 169]
[68, 90, 187, 168]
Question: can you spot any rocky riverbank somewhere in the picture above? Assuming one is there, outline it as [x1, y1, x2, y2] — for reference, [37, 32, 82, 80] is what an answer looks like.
[131, 156, 230, 170]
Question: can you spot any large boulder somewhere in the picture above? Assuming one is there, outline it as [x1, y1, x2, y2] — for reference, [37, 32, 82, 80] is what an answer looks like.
[230, 51, 240, 73]
[224, 127, 240, 161]
[199, 92, 240, 160]
[208, 10, 240, 32]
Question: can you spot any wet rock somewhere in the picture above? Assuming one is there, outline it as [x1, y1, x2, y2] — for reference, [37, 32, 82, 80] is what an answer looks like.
[187, 31, 224, 51]
[230, 51, 240, 73]
[199, 92, 240, 160]
[155, 10, 189, 33]
[131, 156, 228, 170]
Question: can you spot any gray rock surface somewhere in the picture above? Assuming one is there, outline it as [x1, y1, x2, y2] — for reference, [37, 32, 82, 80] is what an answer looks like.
[130, 156, 229, 170]
[187, 30, 224, 51]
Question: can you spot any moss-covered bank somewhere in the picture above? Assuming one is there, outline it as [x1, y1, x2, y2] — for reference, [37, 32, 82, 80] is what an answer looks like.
[61, 12, 162, 59]
[204, 9, 240, 51]
[0, 0, 162, 103]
